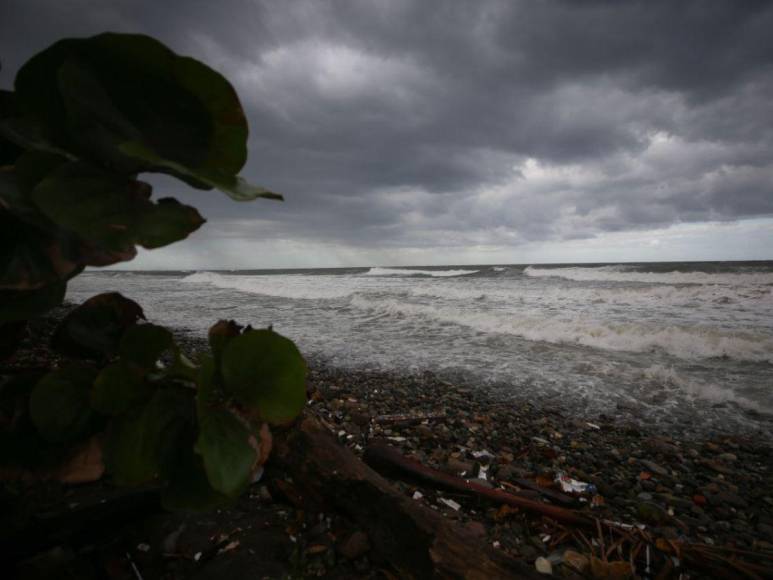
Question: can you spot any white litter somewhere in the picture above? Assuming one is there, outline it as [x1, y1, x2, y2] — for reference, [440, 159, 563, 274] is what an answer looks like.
[438, 498, 461, 511]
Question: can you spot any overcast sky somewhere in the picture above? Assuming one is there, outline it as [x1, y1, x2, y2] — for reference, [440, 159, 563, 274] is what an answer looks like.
[2, 0, 772, 268]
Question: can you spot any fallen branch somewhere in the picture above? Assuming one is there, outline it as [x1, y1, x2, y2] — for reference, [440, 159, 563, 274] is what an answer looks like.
[272, 414, 542, 579]
[362, 440, 593, 528]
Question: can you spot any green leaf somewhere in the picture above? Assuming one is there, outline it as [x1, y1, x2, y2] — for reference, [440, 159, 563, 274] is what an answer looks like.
[136, 197, 205, 249]
[163, 345, 199, 382]
[30, 366, 96, 442]
[119, 141, 282, 201]
[208, 319, 243, 360]
[221, 329, 307, 425]
[0, 281, 68, 323]
[161, 449, 231, 512]
[119, 323, 173, 371]
[104, 387, 193, 485]
[30, 161, 204, 256]
[196, 353, 218, 408]
[0, 209, 81, 292]
[0, 321, 26, 360]
[195, 408, 256, 497]
[91, 361, 151, 415]
[52, 292, 144, 359]
[15, 33, 249, 178]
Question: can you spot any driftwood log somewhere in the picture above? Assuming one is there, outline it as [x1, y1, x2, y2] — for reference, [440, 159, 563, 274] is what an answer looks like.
[273, 414, 542, 579]
[363, 440, 592, 526]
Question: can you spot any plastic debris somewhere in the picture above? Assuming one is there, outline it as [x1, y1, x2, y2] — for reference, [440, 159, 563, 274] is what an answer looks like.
[555, 472, 597, 495]
[412, 491, 423, 500]
[438, 498, 461, 511]
[137, 543, 150, 552]
[586, 422, 601, 430]
[472, 450, 494, 460]
[535, 556, 553, 575]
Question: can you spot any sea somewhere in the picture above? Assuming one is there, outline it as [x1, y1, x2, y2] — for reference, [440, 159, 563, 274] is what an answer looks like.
[67, 261, 773, 438]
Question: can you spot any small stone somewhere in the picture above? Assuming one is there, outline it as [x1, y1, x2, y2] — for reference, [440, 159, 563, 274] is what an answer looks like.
[637, 502, 669, 524]
[447, 458, 474, 474]
[338, 531, 370, 560]
[562, 550, 589, 574]
[710, 491, 748, 509]
[640, 460, 669, 476]
[535, 556, 552, 575]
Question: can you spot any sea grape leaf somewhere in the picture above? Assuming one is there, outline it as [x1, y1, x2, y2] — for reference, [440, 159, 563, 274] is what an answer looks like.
[14, 33, 248, 178]
[52, 292, 144, 359]
[195, 407, 256, 497]
[136, 197, 205, 249]
[13, 150, 69, 196]
[0, 281, 68, 323]
[119, 142, 282, 201]
[0, 209, 81, 293]
[91, 362, 151, 415]
[30, 161, 203, 258]
[162, 449, 231, 512]
[221, 329, 307, 425]
[104, 387, 193, 485]
[30, 365, 97, 443]
[196, 353, 218, 408]
[0, 321, 26, 360]
[119, 323, 174, 372]
[0, 90, 23, 164]
[208, 319, 243, 360]
[31, 161, 147, 253]
[162, 346, 199, 382]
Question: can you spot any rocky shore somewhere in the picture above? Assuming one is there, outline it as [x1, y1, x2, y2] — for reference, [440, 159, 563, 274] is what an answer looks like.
[5, 316, 773, 578]
[302, 361, 773, 560]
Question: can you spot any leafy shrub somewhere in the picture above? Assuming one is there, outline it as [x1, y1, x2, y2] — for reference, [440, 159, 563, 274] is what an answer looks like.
[0, 33, 306, 508]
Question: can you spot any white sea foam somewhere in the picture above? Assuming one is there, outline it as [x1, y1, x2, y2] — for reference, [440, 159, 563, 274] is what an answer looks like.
[641, 365, 768, 412]
[406, 279, 773, 308]
[492, 266, 507, 272]
[363, 267, 479, 277]
[182, 271, 357, 300]
[524, 265, 773, 285]
[348, 295, 773, 362]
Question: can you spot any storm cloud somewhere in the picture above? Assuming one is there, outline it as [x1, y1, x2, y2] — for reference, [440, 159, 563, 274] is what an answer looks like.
[2, 0, 772, 266]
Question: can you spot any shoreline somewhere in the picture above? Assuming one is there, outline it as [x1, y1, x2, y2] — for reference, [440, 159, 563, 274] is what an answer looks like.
[5, 313, 772, 576]
[174, 332, 773, 554]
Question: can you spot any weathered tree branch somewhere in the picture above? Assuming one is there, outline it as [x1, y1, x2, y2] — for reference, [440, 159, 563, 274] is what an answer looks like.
[273, 414, 542, 579]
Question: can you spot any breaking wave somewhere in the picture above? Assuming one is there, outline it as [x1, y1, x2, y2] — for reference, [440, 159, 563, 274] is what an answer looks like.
[641, 365, 769, 412]
[348, 295, 773, 363]
[524, 265, 773, 285]
[182, 271, 355, 300]
[362, 267, 479, 277]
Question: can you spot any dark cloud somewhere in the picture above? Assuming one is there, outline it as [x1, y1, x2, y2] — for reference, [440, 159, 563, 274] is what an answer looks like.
[2, 0, 772, 261]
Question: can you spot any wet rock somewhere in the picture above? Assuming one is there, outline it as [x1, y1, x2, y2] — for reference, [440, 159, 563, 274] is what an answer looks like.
[562, 550, 589, 574]
[640, 460, 669, 477]
[710, 491, 748, 509]
[637, 502, 669, 525]
[337, 530, 370, 560]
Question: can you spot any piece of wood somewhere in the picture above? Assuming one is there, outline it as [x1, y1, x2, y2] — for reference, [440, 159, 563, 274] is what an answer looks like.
[273, 414, 542, 579]
[363, 440, 593, 528]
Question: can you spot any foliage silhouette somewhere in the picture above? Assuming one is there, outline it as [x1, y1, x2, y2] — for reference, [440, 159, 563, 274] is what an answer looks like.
[0, 33, 306, 509]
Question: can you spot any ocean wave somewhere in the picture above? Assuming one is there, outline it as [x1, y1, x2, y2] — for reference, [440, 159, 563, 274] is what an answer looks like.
[348, 295, 773, 362]
[182, 271, 355, 300]
[406, 280, 773, 307]
[362, 267, 479, 277]
[641, 365, 769, 412]
[524, 265, 773, 285]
